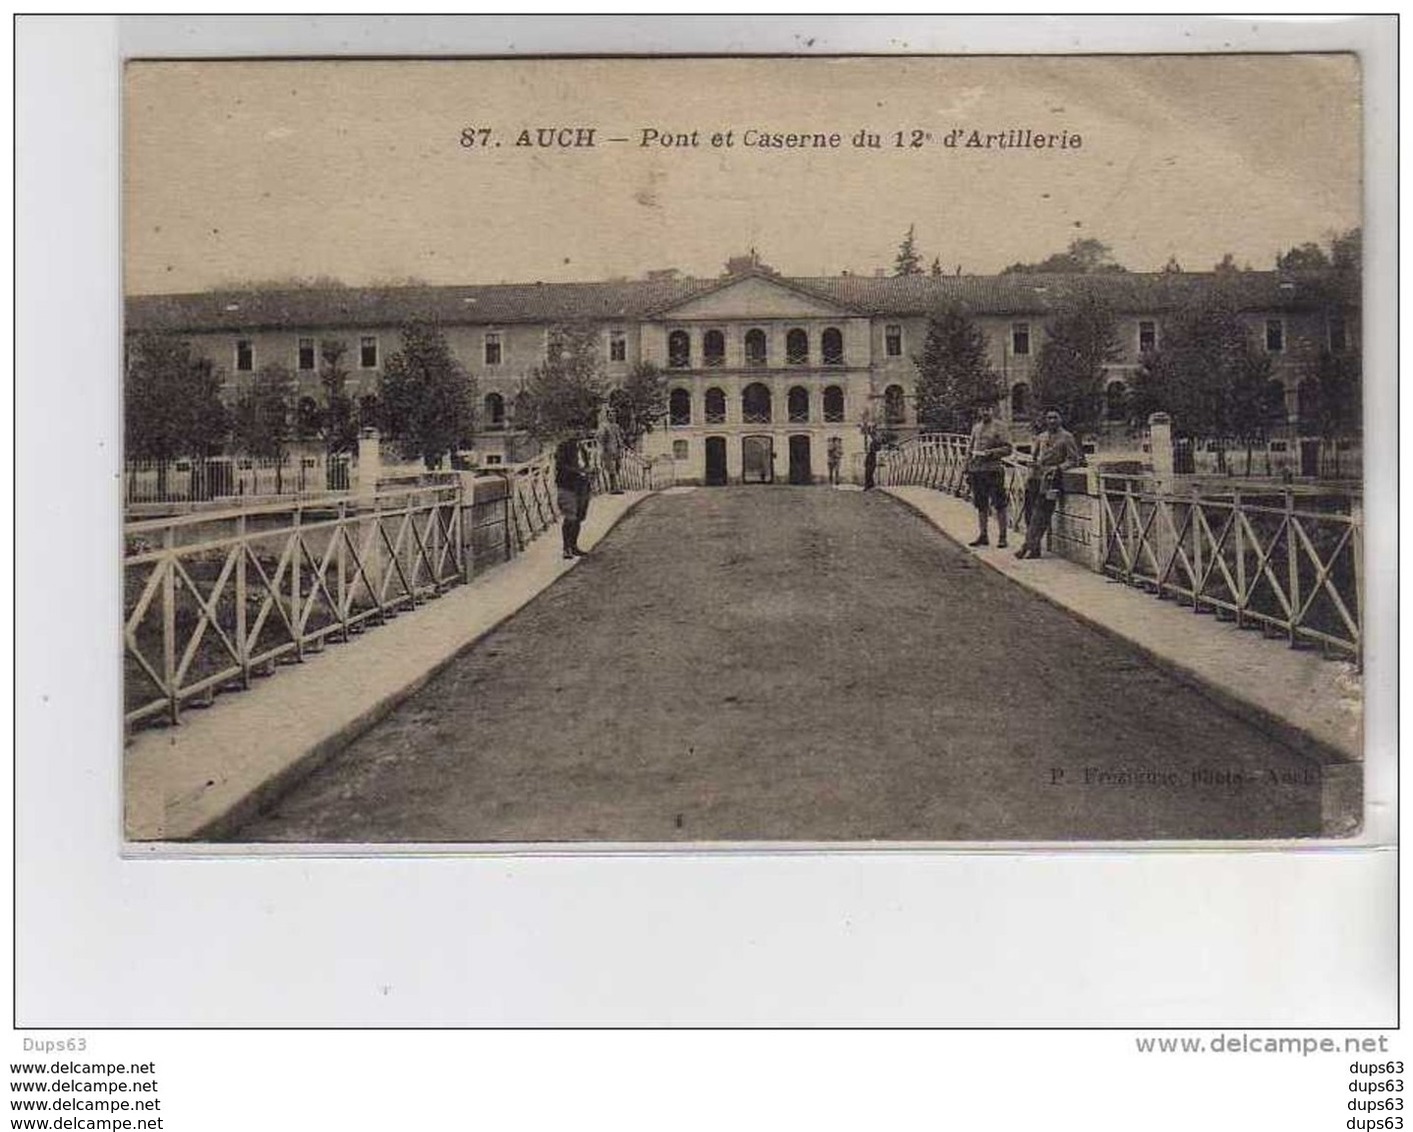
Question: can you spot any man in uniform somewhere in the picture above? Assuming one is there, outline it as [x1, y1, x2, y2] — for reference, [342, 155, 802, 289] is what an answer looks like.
[965, 400, 1013, 548]
[597, 411, 625, 494]
[1015, 409, 1085, 560]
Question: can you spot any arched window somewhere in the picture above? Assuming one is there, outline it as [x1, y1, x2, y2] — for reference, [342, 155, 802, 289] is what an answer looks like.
[669, 388, 692, 426]
[703, 330, 725, 367]
[745, 328, 768, 366]
[823, 385, 845, 423]
[704, 387, 726, 424]
[788, 385, 810, 423]
[822, 327, 844, 366]
[884, 384, 906, 425]
[1297, 379, 1319, 432]
[742, 382, 772, 424]
[1105, 380, 1127, 421]
[786, 328, 809, 365]
[484, 391, 505, 429]
[668, 330, 691, 368]
[1011, 382, 1030, 419]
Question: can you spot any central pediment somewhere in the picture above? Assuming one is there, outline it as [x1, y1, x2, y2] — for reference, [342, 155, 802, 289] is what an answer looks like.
[650, 274, 856, 321]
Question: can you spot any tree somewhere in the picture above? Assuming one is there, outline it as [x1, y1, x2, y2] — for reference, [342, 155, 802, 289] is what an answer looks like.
[1330, 227, 1362, 275]
[379, 322, 476, 469]
[1161, 256, 1184, 274]
[1031, 288, 1121, 437]
[929, 256, 944, 278]
[125, 332, 229, 461]
[1212, 253, 1249, 275]
[1277, 242, 1331, 272]
[893, 225, 923, 276]
[1002, 237, 1126, 275]
[1309, 347, 1362, 440]
[514, 322, 606, 442]
[608, 361, 667, 448]
[1131, 294, 1275, 449]
[232, 363, 297, 459]
[912, 304, 1002, 433]
[318, 339, 360, 455]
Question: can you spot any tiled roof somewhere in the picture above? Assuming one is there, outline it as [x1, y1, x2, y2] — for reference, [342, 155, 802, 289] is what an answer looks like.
[126, 270, 1347, 334]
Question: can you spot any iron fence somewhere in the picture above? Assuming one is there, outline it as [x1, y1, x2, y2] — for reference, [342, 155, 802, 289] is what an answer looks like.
[125, 454, 352, 506]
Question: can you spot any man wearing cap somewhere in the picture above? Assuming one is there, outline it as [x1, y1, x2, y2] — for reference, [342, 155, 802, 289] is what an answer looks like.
[965, 401, 1013, 548]
[1015, 409, 1085, 560]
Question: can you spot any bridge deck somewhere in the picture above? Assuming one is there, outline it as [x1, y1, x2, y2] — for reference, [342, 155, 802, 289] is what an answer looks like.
[235, 486, 1330, 842]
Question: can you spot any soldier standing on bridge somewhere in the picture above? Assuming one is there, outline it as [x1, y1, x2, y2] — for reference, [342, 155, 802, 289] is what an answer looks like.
[1015, 409, 1084, 560]
[965, 400, 1013, 548]
[597, 412, 625, 495]
[556, 437, 592, 559]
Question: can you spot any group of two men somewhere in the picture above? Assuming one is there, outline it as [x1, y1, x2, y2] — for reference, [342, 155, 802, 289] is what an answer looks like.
[966, 402, 1084, 559]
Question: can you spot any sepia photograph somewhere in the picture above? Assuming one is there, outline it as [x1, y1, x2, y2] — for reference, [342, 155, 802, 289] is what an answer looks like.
[119, 52, 1372, 847]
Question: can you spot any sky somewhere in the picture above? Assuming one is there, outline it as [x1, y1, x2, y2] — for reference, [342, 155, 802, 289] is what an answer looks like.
[124, 54, 1362, 294]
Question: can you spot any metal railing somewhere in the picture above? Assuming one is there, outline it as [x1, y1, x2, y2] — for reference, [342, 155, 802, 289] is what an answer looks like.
[124, 485, 464, 728]
[878, 433, 1031, 529]
[1098, 477, 1362, 663]
[125, 454, 352, 506]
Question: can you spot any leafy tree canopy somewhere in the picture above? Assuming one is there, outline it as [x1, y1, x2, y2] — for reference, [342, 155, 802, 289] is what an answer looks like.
[318, 338, 360, 456]
[1130, 295, 1276, 442]
[608, 362, 667, 448]
[514, 322, 607, 443]
[1001, 237, 1126, 275]
[1031, 289, 1122, 436]
[232, 362, 297, 460]
[380, 321, 477, 468]
[125, 333, 230, 461]
[912, 304, 1002, 433]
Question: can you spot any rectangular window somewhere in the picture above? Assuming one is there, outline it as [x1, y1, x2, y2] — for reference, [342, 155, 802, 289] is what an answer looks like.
[235, 339, 254, 372]
[1138, 321, 1157, 353]
[484, 454, 503, 466]
[1265, 319, 1285, 353]
[672, 439, 689, 461]
[1328, 314, 1347, 353]
[609, 329, 627, 363]
[885, 325, 902, 357]
[1012, 323, 1031, 356]
[484, 332, 502, 366]
[297, 337, 316, 370]
[360, 336, 379, 368]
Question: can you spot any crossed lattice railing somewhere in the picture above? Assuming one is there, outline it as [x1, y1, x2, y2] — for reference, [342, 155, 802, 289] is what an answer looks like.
[1098, 477, 1363, 664]
[502, 441, 668, 551]
[878, 433, 1030, 530]
[124, 486, 465, 727]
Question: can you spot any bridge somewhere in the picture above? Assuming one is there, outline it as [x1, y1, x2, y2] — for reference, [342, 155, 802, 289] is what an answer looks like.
[123, 436, 1364, 844]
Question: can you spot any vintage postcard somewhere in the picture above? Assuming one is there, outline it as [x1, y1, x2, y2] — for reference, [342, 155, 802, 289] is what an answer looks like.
[121, 53, 1371, 846]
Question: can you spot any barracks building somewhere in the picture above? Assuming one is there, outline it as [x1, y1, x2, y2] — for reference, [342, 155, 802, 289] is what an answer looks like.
[125, 260, 1356, 486]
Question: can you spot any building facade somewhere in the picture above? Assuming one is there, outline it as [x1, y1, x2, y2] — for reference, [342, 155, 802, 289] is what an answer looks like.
[126, 265, 1357, 485]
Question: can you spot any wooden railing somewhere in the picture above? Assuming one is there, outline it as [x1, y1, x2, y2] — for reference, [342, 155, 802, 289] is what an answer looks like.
[124, 485, 465, 728]
[1098, 478, 1363, 663]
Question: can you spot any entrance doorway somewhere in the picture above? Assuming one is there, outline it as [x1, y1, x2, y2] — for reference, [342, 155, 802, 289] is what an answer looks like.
[742, 435, 774, 484]
[788, 435, 812, 485]
[704, 436, 727, 486]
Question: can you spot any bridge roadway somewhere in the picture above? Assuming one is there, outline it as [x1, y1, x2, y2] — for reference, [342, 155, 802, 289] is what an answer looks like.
[235, 487, 1322, 842]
